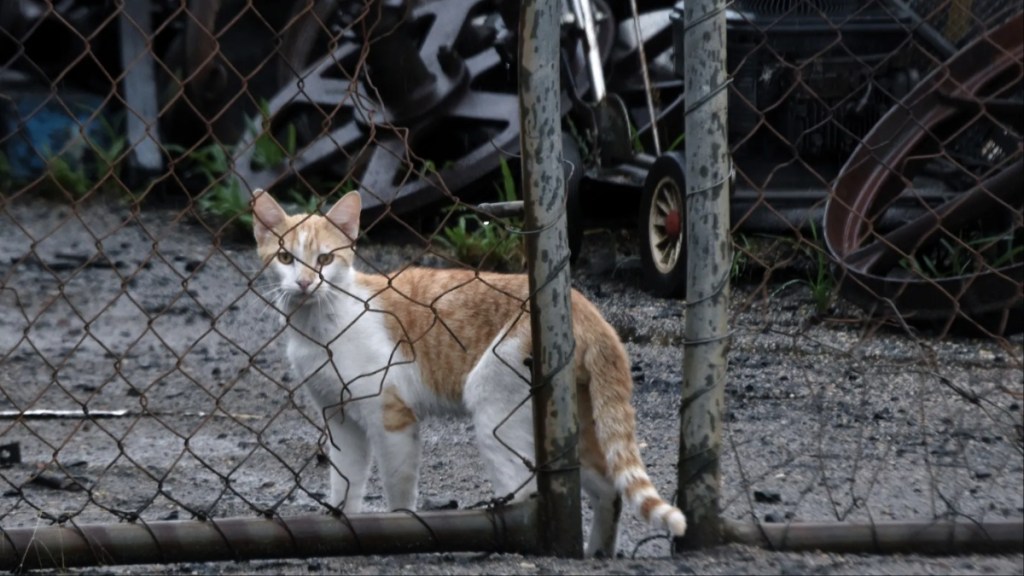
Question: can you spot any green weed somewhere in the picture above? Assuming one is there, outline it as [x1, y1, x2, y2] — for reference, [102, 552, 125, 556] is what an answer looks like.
[37, 117, 127, 200]
[169, 101, 307, 231]
[803, 219, 835, 315]
[167, 141, 252, 229]
[900, 228, 1023, 279]
[666, 132, 685, 152]
[767, 222, 836, 314]
[250, 100, 297, 172]
[438, 157, 524, 272]
[731, 233, 751, 281]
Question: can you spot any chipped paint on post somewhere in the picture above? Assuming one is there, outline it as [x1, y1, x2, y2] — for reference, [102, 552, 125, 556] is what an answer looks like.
[678, 0, 731, 551]
[518, 0, 583, 559]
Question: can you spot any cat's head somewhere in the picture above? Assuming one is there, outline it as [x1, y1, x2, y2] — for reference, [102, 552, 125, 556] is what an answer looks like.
[252, 189, 361, 305]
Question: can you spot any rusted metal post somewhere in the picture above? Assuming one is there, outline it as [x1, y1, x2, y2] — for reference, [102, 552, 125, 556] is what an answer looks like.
[0, 504, 537, 571]
[518, 0, 583, 559]
[677, 0, 730, 551]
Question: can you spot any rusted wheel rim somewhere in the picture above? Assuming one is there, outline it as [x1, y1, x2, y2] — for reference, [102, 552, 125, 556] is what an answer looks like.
[826, 12, 1023, 333]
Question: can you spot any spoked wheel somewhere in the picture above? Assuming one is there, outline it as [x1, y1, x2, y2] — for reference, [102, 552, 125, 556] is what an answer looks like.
[825, 12, 1023, 335]
[640, 151, 687, 297]
[231, 0, 605, 221]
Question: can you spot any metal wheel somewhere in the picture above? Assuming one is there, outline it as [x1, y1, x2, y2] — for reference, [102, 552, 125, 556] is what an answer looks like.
[639, 151, 687, 297]
[826, 12, 1023, 335]
[231, 0, 604, 220]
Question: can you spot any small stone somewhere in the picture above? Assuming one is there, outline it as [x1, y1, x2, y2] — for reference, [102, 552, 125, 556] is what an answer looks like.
[754, 490, 782, 504]
[423, 498, 458, 510]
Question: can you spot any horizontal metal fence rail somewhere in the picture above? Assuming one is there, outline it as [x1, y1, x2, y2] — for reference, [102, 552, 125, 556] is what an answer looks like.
[0, 503, 538, 571]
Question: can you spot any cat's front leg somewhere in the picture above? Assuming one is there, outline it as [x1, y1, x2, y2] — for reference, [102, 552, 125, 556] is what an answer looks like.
[324, 415, 371, 513]
[374, 424, 422, 511]
[372, 387, 423, 511]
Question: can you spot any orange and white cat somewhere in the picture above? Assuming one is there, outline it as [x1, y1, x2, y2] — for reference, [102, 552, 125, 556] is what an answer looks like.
[252, 189, 686, 556]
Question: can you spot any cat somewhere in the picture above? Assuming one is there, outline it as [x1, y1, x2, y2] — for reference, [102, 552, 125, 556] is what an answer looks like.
[251, 188, 686, 557]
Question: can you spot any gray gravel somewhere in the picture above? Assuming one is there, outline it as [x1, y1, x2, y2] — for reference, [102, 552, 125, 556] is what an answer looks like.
[0, 197, 1021, 574]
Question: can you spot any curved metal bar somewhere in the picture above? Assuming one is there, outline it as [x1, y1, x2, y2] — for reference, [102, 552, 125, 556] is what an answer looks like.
[826, 12, 1024, 334]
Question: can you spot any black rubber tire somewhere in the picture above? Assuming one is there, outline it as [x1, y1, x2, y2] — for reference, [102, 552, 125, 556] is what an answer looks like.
[639, 151, 687, 298]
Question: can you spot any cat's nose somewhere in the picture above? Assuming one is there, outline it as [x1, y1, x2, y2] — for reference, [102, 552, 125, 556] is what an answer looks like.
[296, 279, 312, 293]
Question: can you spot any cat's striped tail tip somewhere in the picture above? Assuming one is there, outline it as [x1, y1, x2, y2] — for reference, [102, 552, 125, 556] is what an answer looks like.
[656, 505, 687, 536]
[667, 509, 687, 536]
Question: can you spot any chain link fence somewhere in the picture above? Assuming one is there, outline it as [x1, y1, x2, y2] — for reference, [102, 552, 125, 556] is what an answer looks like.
[0, 0, 597, 568]
[716, 0, 1023, 550]
[0, 0, 1021, 570]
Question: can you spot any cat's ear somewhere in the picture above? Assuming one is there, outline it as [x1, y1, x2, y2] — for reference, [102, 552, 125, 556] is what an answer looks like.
[325, 191, 362, 242]
[251, 189, 287, 244]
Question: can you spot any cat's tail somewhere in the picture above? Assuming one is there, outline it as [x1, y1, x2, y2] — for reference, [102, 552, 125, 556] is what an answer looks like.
[578, 298, 688, 538]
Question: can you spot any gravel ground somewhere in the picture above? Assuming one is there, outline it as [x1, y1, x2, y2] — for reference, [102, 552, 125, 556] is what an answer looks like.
[0, 197, 1021, 574]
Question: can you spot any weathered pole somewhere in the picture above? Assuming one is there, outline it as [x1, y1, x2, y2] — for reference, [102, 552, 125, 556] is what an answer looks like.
[677, 0, 730, 551]
[519, 0, 583, 559]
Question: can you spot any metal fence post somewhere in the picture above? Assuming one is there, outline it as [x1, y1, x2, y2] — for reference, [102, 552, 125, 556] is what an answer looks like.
[677, 0, 730, 551]
[518, 0, 583, 559]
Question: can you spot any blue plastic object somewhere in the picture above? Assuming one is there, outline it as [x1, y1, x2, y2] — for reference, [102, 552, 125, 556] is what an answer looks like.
[0, 88, 111, 183]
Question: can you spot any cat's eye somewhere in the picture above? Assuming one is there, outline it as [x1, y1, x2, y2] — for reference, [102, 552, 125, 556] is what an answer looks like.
[277, 251, 293, 264]
[316, 253, 334, 266]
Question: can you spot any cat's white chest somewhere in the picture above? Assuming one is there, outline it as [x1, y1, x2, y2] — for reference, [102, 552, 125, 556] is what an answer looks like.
[284, 295, 404, 411]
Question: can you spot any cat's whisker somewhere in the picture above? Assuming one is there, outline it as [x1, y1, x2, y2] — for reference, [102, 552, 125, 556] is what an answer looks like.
[250, 285, 289, 319]
[324, 292, 341, 320]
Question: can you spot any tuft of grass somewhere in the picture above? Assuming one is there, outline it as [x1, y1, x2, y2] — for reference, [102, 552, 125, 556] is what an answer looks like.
[439, 214, 525, 272]
[169, 101, 308, 231]
[38, 117, 127, 200]
[168, 140, 253, 229]
[666, 132, 685, 152]
[200, 180, 253, 230]
[766, 222, 836, 315]
[900, 228, 1023, 279]
[803, 220, 836, 315]
[438, 157, 525, 272]
[731, 232, 751, 282]
[250, 100, 297, 172]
